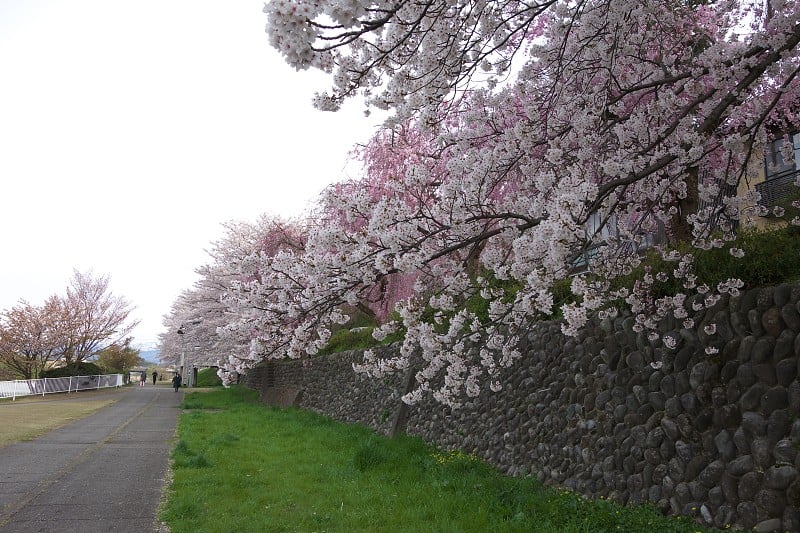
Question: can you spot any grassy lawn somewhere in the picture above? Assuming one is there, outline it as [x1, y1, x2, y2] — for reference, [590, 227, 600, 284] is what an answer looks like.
[0, 390, 120, 447]
[161, 387, 717, 533]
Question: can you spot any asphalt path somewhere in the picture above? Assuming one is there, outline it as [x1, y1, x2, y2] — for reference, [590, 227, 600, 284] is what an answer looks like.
[0, 385, 183, 532]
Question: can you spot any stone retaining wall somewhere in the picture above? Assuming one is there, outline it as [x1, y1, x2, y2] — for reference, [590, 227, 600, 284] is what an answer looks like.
[243, 284, 800, 532]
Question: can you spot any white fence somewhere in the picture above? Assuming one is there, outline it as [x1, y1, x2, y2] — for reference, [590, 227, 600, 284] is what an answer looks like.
[0, 374, 124, 400]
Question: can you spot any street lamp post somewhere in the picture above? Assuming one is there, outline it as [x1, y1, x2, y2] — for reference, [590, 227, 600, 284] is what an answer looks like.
[177, 321, 201, 388]
[191, 345, 201, 388]
[177, 326, 186, 387]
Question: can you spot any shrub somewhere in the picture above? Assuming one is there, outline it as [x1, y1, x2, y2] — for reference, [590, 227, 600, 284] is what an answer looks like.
[40, 362, 104, 378]
[318, 327, 381, 355]
[627, 223, 800, 303]
[695, 224, 800, 287]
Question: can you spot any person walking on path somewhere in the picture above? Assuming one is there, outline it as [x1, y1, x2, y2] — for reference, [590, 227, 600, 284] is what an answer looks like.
[140, 371, 146, 387]
[172, 373, 182, 392]
[152, 370, 158, 385]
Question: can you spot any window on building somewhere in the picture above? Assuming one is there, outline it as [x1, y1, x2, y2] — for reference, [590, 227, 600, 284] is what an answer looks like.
[759, 132, 800, 210]
[765, 132, 800, 179]
[585, 211, 618, 241]
[572, 212, 618, 270]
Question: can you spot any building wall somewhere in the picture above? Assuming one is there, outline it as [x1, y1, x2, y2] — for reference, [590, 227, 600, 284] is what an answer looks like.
[243, 283, 800, 532]
[740, 139, 800, 230]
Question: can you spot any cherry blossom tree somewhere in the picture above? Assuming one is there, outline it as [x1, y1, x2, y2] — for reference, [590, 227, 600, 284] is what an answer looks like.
[158, 291, 202, 369]
[58, 270, 139, 368]
[0, 271, 138, 376]
[265, 0, 550, 119]
[160, 216, 310, 384]
[316, 124, 444, 321]
[0, 297, 67, 379]
[216, 216, 313, 377]
[244, 0, 800, 405]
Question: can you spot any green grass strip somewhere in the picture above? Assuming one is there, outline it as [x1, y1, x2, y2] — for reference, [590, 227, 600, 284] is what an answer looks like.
[161, 387, 719, 532]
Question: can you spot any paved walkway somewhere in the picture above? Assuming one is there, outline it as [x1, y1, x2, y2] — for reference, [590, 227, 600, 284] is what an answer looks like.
[0, 386, 183, 532]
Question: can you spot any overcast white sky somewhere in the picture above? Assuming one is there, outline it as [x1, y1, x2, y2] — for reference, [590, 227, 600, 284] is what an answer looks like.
[0, 1, 384, 347]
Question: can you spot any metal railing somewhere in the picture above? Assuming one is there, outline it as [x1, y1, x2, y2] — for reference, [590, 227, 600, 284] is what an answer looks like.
[757, 170, 800, 209]
[0, 374, 124, 400]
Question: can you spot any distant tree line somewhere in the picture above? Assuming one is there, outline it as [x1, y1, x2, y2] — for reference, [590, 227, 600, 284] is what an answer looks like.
[0, 270, 139, 379]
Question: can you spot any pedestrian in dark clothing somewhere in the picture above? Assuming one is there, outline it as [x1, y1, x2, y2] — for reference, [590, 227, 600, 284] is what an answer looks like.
[152, 371, 158, 385]
[140, 371, 146, 387]
[172, 374, 182, 392]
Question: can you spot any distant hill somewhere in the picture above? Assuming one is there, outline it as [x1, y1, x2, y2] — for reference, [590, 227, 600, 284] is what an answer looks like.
[139, 348, 160, 364]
